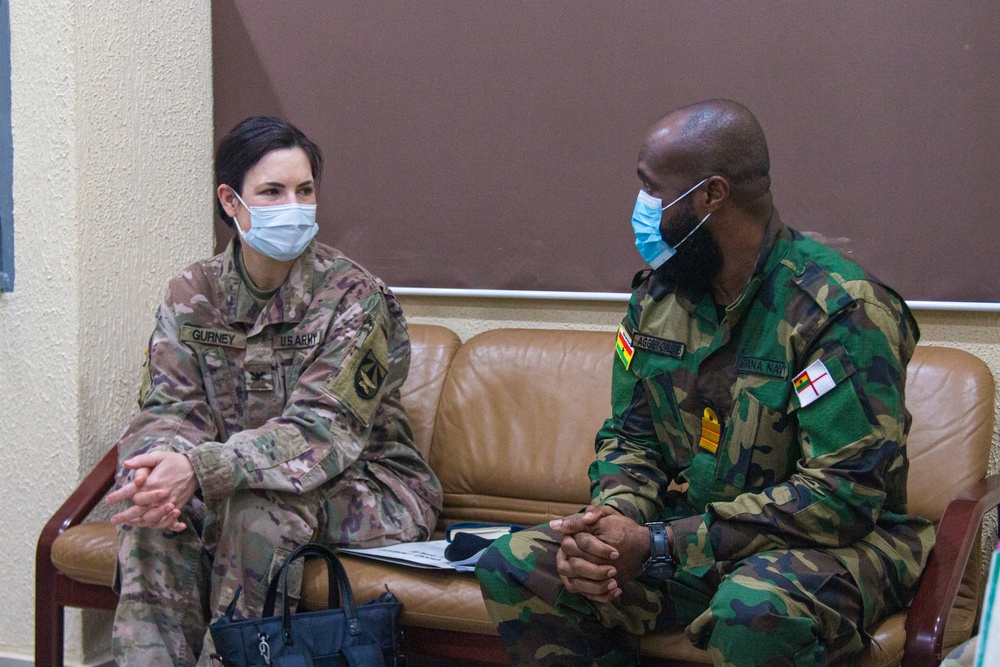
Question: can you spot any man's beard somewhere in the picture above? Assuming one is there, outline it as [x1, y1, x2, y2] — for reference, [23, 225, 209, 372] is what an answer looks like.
[652, 198, 723, 292]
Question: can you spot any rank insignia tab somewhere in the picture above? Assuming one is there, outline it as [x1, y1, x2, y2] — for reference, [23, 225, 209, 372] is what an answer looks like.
[699, 407, 721, 454]
[244, 363, 274, 392]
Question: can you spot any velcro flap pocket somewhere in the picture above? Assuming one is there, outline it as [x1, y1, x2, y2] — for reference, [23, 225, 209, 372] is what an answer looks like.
[324, 316, 389, 427]
[241, 431, 312, 472]
[795, 343, 873, 457]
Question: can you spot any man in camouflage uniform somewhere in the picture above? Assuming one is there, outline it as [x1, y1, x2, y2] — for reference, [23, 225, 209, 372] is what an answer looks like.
[476, 100, 933, 666]
[107, 188, 441, 660]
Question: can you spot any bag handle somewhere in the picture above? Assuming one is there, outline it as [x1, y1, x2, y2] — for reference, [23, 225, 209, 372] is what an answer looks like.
[261, 543, 360, 645]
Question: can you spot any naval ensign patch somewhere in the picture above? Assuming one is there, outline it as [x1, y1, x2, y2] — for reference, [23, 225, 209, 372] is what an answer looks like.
[793, 359, 837, 408]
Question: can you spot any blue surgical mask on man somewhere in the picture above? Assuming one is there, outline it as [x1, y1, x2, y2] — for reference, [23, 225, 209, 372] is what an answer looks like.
[230, 189, 318, 262]
[631, 178, 710, 268]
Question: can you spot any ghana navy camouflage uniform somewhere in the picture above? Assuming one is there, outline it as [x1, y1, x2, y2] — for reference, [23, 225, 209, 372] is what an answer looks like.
[477, 211, 934, 666]
[940, 639, 976, 667]
[113, 239, 442, 666]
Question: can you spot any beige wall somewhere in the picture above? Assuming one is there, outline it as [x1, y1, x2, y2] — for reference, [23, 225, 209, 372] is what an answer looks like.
[0, 1, 997, 664]
[0, 0, 213, 663]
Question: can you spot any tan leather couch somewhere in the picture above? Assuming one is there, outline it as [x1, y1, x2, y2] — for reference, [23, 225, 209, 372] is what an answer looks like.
[37, 324, 998, 667]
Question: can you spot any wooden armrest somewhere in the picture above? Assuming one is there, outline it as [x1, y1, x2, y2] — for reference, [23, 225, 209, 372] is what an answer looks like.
[35, 445, 118, 667]
[36, 445, 118, 559]
[903, 474, 1000, 667]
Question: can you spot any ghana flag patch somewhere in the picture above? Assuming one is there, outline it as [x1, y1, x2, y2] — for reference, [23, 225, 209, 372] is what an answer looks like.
[616, 324, 634, 370]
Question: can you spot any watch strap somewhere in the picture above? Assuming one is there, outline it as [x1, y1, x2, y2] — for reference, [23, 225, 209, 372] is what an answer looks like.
[647, 521, 669, 561]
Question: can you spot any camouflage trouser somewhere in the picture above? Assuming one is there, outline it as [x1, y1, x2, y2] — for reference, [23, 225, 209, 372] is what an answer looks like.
[114, 479, 428, 667]
[476, 524, 899, 667]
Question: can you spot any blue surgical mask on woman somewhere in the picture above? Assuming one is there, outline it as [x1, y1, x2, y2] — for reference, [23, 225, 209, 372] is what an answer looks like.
[631, 178, 709, 268]
[230, 189, 318, 262]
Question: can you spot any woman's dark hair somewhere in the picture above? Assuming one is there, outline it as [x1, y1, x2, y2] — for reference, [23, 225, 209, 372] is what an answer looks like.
[215, 115, 324, 226]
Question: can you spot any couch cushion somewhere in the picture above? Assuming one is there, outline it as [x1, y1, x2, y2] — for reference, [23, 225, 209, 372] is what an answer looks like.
[429, 328, 614, 528]
[50, 521, 116, 587]
[322, 556, 497, 635]
[50, 522, 961, 667]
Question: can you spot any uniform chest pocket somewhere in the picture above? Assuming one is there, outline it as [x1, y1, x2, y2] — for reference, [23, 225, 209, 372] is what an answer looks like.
[641, 371, 694, 457]
[196, 346, 240, 438]
[279, 349, 309, 404]
[716, 385, 797, 491]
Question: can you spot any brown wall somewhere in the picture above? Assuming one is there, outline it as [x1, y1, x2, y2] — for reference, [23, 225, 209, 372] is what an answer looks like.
[213, 1, 1000, 303]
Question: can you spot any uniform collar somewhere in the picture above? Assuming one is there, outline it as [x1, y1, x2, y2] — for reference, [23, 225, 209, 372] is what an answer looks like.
[220, 238, 316, 333]
[722, 209, 791, 326]
[662, 208, 790, 330]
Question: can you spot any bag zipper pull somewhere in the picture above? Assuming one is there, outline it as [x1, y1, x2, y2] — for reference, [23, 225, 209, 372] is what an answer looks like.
[258, 632, 271, 665]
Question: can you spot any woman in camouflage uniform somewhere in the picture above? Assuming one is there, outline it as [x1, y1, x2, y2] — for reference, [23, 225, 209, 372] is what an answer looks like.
[106, 116, 442, 666]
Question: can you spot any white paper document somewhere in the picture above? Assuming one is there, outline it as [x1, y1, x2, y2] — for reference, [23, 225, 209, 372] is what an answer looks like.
[338, 540, 483, 572]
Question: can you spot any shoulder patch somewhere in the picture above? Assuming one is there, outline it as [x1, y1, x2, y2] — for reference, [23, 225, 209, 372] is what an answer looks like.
[354, 349, 387, 399]
[792, 359, 837, 407]
[324, 317, 389, 425]
[615, 324, 634, 370]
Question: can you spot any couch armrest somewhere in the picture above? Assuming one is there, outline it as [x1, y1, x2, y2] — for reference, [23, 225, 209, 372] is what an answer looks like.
[35, 445, 118, 667]
[36, 445, 118, 571]
[904, 474, 1000, 667]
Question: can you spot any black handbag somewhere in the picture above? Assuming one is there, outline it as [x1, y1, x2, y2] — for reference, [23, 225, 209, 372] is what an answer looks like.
[209, 543, 404, 667]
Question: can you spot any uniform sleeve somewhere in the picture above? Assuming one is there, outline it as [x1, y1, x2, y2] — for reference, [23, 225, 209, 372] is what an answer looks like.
[669, 294, 917, 577]
[115, 292, 220, 484]
[185, 287, 405, 502]
[589, 303, 679, 524]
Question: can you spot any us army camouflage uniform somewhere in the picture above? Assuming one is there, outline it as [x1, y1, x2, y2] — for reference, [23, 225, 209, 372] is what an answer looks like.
[477, 212, 934, 666]
[113, 239, 442, 666]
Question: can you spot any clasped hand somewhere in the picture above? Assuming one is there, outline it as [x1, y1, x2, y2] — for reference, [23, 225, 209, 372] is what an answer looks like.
[550, 505, 650, 604]
[105, 451, 198, 532]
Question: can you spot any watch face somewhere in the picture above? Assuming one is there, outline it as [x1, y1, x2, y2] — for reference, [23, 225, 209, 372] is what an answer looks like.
[643, 561, 674, 581]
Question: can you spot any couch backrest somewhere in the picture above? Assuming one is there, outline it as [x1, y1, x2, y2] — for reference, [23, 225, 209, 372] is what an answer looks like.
[429, 328, 613, 527]
[399, 324, 463, 460]
[903, 346, 995, 523]
[422, 327, 996, 530]
[905, 346, 995, 644]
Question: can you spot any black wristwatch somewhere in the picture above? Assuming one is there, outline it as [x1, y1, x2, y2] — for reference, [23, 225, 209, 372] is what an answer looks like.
[641, 522, 675, 580]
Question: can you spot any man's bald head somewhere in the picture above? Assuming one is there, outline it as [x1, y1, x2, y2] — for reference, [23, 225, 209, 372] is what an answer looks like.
[641, 99, 771, 204]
